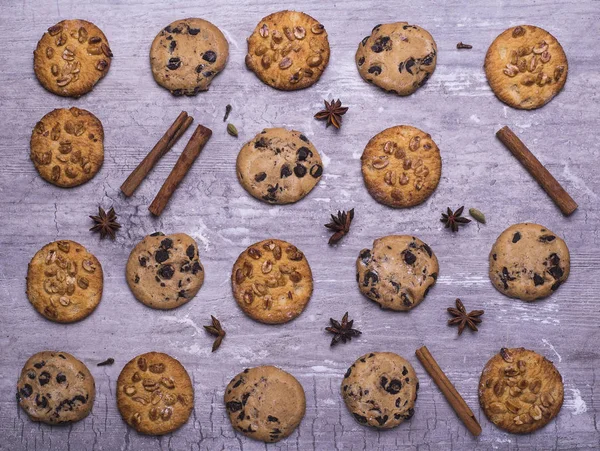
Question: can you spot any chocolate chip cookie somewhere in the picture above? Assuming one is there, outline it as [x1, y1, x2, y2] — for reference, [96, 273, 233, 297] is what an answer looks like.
[16, 351, 95, 424]
[117, 352, 194, 435]
[356, 23, 437, 95]
[224, 366, 306, 442]
[34, 19, 112, 97]
[489, 223, 570, 301]
[126, 232, 204, 310]
[236, 128, 323, 204]
[479, 347, 564, 434]
[245, 10, 330, 90]
[485, 25, 568, 109]
[231, 239, 313, 324]
[150, 18, 229, 96]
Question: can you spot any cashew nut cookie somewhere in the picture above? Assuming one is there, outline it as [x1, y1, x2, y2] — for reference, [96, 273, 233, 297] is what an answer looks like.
[224, 366, 306, 443]
[236, 128, 323, 204]
[26, 240, 103, 323]
[31, 107, 104, 188]
[361, 125, 441, 208]
[245, 10, 330, 90]
[150, 18, 229, 96]
[489, 223, 570, 301]
[479, 347, 564, 434]
[342, 352, 418, 429]
[34, 19, 112, 97]
[357, 235, 438, 311]
[356, 23, 437, 95]
[117, 352, 194, 435]
[231, 239, 313, 324]
[484, 25, 568, 109]
[126, 232, 204, 310]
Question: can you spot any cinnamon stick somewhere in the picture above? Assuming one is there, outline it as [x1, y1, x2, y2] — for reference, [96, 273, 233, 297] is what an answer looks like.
[148, 124, 212, 216]
[496, 126, 578, 216]
[415, 346, 482, 437]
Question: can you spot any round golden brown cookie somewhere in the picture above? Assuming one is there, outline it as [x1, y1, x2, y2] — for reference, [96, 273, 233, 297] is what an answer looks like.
[484, 25, 568, 109]
[236, 128, 323, 204]
[117, 352, 194, 435]
[342, 352, 418, 429]
[231, 239, 313, 324]
[361, 125, 441, 208]
[34, 19, 112, 97]
[245, 10, 330, 90]
[479, 347, 564, 433]
[126, 232, 204, 310]
[150, 18, 229, 96]
[26, 240, 103, 323]
[356, 23, 437, 95]
[356, 235, 438, 311]
[16, 351, 95, 424]
[489, 223, 570, 301]
[224, 366, 306, 443]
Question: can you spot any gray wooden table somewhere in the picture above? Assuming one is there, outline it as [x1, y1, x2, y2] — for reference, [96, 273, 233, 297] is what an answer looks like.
[1, 0, 598, 449]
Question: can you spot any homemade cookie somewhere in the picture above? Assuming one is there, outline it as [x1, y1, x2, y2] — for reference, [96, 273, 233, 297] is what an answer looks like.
[236, 128, 323, 204]
[31, 107, 104, 188]
[342, 352, 418, 429]
[245, 10, 330, 90]
[150, 18, 229, 96]
[16, 351, 95, 424]
[479, 347, 564, 434]
[126, 232, 204, 310]
[356, 23, 437, 95]
[484, 25, 568, 109]
[361, 125, 441, 208]
[224, 366, 306, 442]
[357, 235, 438, 311]
[117, 352, 194, 435]
[26, 240, 103, 323]
[489, 223, 570, 301]
[231, 239, 313, 324]
[34, 19, 112, 97]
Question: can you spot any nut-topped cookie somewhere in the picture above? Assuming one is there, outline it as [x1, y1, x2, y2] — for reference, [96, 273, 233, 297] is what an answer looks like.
[34, 19, 112, 97]
[361, 125, 441, 208]
[26, 240, 103, 323]
[479, 347, 564, 434]
[231, 239, 313, 324]
[245, 10, 330, 90]
[485, 25, 568, 109]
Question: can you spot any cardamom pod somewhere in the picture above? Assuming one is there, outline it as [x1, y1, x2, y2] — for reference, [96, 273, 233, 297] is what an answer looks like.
[469, 208, 486, 224]
[227, 123, 238, 137]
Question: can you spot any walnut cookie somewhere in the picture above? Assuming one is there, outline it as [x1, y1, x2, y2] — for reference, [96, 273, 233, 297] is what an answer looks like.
[26, 240, 103, 323]
[484, 25, 568, 109]
[245, 10, 330, 90]
[34, 19, 112, 97]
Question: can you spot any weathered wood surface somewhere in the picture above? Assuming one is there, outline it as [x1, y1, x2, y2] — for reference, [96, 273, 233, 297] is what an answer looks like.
[0, 0, 598, 449]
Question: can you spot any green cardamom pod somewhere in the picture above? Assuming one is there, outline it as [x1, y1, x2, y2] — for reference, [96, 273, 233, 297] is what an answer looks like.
[469, 208, 486, 224]
[227, 123, 238, 137]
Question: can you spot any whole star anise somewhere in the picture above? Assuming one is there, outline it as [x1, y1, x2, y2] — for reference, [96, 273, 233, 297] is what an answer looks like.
[89, 207, 121, 239]
[325, 208, 354, 245]
[447, 298, 484, 335]
[325, 312, 362, 346]
[314, 99, 348, 129]
[204, 315, 226, 352]
[441, 206, 471, 232]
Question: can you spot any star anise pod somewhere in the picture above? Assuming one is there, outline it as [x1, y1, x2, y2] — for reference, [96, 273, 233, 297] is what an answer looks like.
[204, 315, 226, 352]
[89, 207, 121, 239]
[447, 298, 484, 335]
[314, 99, 348, 129]
[441, 206, 471, 232]
[325, 208, 354, 245]
[325, 312, 362, 346]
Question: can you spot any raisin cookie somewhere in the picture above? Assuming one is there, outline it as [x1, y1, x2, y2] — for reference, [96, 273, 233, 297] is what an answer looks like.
[479, 347, 564, 434]
[236, 128, 323, 204]
[26, 240, 103, 323]
[356, 23, 436, 95]
[31, 107, 104, 188]
[16, 351, 95, 424]
[34, 19, 112, 97]
[117, 352, 194, 435]
[357, 235, 438, 311]
[231, 239, 312, 324]
[245, 10, 330, 90]
[489, 223, 570, 301]
[484, 25, 568, 109]
[361, 125, 441, 208]
[150, 18, 229, 96]
[224, 366, 306, 443]
[126, 232, 204, 310]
